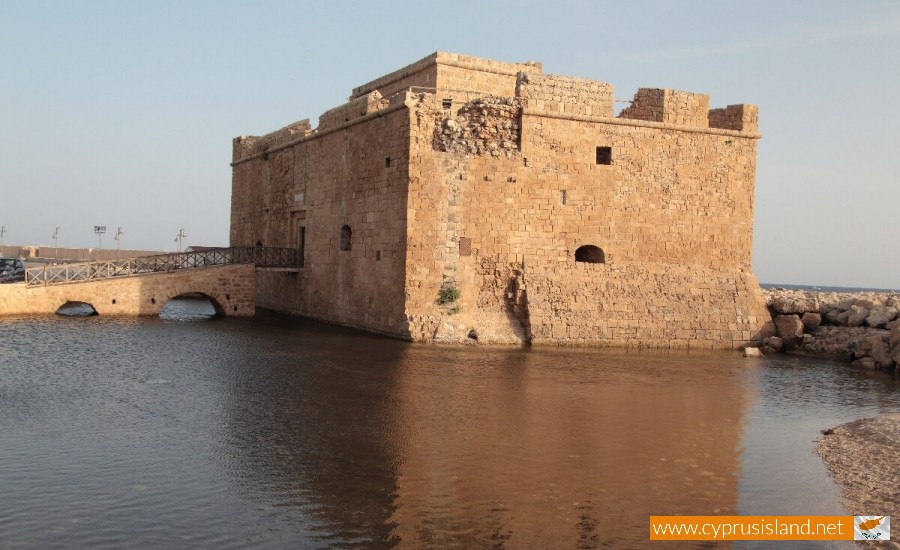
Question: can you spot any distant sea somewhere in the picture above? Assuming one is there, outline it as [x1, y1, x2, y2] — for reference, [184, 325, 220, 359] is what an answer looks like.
[761, 283, 898, 293]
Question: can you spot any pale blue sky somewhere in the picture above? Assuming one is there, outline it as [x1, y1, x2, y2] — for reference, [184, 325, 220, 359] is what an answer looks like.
[2, 1, 898, 288]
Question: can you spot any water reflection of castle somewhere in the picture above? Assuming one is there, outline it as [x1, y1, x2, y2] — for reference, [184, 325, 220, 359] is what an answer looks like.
[222, 336, 749, 547]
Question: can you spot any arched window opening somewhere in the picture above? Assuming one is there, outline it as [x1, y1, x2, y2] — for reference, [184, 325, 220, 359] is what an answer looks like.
[340, 225, 352, 251]
[575, 245, 605, 264]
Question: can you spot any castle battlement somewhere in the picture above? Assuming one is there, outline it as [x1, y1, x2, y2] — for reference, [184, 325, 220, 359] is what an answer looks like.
[233, 52, 758, 165]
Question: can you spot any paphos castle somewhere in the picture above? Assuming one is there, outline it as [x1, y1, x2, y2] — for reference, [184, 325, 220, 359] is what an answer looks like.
[230, 52, 770, 348]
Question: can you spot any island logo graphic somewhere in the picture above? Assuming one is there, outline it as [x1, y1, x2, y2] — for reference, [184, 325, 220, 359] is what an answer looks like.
[855, 516, 890, 540]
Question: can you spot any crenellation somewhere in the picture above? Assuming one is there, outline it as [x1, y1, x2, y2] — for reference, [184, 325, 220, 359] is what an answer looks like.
[516, 73, 615, 118]
[618, 88, 710, 127]
[709, 104, 759, 133]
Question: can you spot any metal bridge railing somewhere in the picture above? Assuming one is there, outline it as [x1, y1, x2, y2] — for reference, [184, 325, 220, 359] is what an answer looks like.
[25, 246, 299, 287]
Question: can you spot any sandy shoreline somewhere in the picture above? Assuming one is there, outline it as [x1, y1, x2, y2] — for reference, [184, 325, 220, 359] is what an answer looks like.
[816, 414, 900, 521]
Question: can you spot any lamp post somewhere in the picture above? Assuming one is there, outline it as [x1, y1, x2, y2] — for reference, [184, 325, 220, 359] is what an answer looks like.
[0, 225, 6, 248]
[175, 228, 187, 253]
[94, 225, 106, 250]
[52, 227, 60, 260]
[114, 227, 124, 258]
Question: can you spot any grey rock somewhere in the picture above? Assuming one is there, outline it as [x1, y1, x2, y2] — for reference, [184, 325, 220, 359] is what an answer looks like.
[764, 336, 784, 352]
[891, 321, 900, 348]
[825, 308, 847, 325]
[865, 306, 898, 328]
[851, 357, 877, 369]
[847, 305, 869, 327]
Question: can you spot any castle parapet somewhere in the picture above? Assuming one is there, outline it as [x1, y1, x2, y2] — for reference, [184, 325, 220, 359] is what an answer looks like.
[516, 73, 614, 118]
[709, 104, 759, 133]
[232, 119, 312, 162]
[318, 90, 390, 132]
[618, 88, 710, 127]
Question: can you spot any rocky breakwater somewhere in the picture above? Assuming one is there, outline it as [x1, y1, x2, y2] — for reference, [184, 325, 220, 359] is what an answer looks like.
[757, 288, 900, 370]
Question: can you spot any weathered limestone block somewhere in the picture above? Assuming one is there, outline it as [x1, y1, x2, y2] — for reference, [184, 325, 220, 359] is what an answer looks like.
[801, 312, 822, 332]
[774, 314, 804, 343]
[865, 306, 897, 328]
[764, 335, 784, 352]
[851, 357, 877, 369]
[891, 320, 900, 348]
[743, 347, 763, 357]
[859, 333, 892, 366]
[846, 305, 869, 327]
[772, 294, 819, 315]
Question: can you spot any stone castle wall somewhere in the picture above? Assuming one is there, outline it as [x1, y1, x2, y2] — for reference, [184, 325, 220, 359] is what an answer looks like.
[231, 94, 413, 337]
[231, 52, 769, 347]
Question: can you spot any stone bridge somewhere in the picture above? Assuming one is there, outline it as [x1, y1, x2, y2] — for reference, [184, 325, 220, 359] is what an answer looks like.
[0, 247, 299, 317]
[0, 263, 257, 317]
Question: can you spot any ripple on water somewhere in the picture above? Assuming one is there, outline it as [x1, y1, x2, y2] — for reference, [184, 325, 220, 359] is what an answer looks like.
[0, 307, 898, 548]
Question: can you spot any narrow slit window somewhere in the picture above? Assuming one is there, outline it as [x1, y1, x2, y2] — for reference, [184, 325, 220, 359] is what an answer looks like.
[340, 225, 352, 251]
[298, 226, 306, 267]
[385, 157, 392, 168]
[560, 190, 567, 205]
[596, 146, 612, 165]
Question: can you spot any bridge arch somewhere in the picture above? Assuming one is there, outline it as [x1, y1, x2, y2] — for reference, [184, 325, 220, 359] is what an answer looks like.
[158, 287, 229, 317]
[56, 300, 99, 316]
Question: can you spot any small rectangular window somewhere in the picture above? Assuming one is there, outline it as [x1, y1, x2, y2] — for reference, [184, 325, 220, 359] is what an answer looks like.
[375, 250, 381, 261]
[596, 146, 612, 165]
[385, 157, 392, 168]
[560, 190, 567, 205]
[442, 98, 453, 109]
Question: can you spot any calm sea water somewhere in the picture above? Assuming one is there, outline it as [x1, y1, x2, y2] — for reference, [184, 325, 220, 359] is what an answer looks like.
[1, 299, 898, 549]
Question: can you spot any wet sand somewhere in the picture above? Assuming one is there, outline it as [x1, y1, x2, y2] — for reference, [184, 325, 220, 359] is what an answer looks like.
[816, 414, 900, 517]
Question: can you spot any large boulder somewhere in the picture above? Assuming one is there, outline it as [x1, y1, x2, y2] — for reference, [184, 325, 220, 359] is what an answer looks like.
[764, 336, 784, 352]
[772, 294, 819, 315]
[801, 312, 822, 332]
[865, 306, 898, 328]
[847, 305, 869, 327]
[774, 314, 804, 344]
[891, 320, 900, 348]
[859, 334, 893, 367]
[825, 307, 849, 325]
